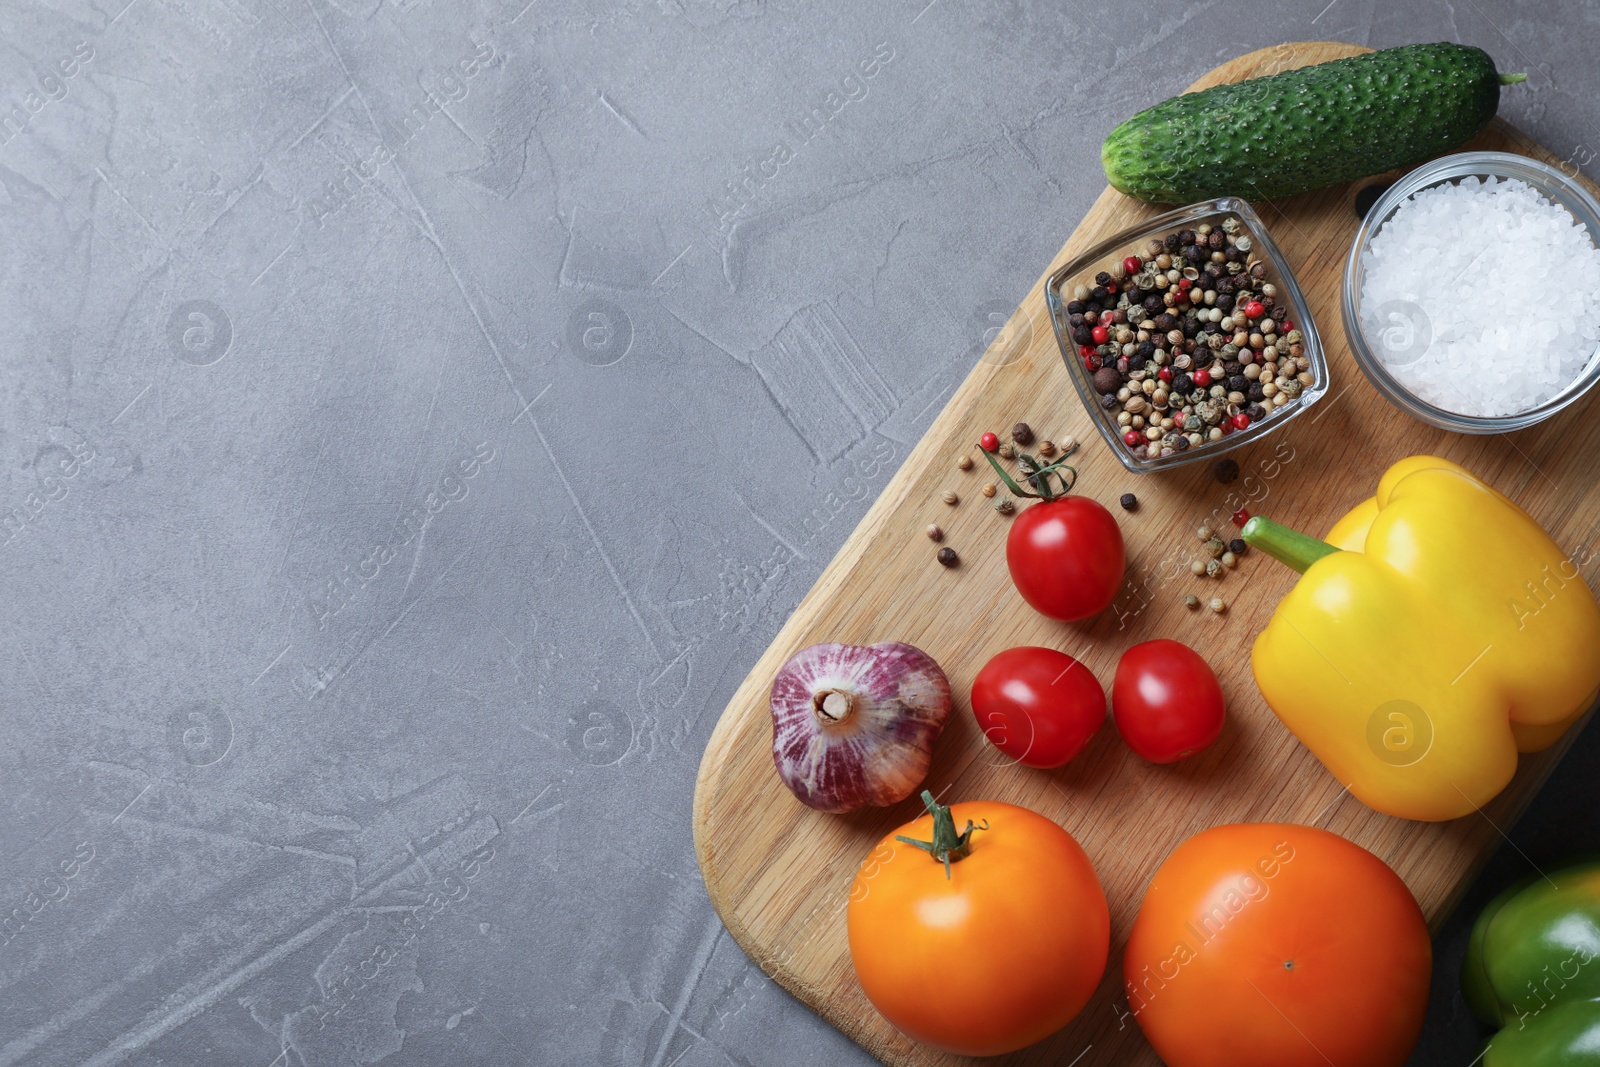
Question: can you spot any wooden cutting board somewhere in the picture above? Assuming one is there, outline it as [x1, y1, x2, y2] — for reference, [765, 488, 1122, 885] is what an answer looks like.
[693, 41, 1600, 1066]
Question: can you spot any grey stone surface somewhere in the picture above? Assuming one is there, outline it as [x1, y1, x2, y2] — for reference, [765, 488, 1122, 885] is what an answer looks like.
[0, 1, 1595, 1064]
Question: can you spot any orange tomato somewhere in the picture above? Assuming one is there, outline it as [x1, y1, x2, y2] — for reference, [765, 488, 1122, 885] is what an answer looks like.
[1125, 823, 1431, 1067]
[846, 792, 1109, 1056]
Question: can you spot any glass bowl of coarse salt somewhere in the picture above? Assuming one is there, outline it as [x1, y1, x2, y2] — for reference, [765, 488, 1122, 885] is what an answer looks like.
[1343, 151, 1600, 432]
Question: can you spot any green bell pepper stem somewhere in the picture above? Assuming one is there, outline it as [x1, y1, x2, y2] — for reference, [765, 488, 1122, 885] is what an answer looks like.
[1241, 516, 1341, 574]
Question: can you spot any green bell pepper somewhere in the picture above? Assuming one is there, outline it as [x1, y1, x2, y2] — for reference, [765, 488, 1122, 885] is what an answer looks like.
[1464, 860, 1600, 1065]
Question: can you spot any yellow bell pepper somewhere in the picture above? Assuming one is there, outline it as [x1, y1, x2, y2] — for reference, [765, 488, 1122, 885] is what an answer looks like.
[1243, 456, 1600, 822]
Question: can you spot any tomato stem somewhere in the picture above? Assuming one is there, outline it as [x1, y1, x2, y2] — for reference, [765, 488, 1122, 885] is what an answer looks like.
[977, 441, 1079, 502]
[895, 790, 987, 879]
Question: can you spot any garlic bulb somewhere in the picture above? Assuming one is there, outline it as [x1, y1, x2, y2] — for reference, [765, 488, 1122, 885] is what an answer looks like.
[769, 641, 952, 813]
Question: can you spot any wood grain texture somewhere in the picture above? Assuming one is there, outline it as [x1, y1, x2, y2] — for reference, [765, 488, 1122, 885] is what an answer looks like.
[693, 41, 1600, 1067]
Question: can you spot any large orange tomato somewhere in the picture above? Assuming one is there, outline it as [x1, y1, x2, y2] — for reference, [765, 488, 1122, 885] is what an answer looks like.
[1125, 823, 1431, 1067]
[847, 791, 1109, 1056]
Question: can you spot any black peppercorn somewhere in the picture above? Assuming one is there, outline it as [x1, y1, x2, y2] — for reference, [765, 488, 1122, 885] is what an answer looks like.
[1177, 229, 1196, 246]
[1250, 263, 1267, 279]
[1119, 493, 1138, 511]
[1181, 318, 1199, 337]
[1204, 261, 1224, 279]
[1223, 360, 1243, 376]
[1128, 354, 1146, 372]
[1260, 295, 1276, 311]
[1216, 293, 1235, 312]
[1271, 305, 1289, 322]
[1164, 233, 1182, 252]
[1246, 402, 1267, 421]
[1143, 295, 1163, 315]
[1225, 246, 1241, 263]
[1136, 341, 1155, 358]
[1247, 382, 1266, 402]
[1125, 286, 1144, 305]
[1091, 285, 1109, 301]
[937, 547, 959, 567]
[1228, 374, 1249, 394]
[1208, 230, 1225, 250]
[1217, 276, 1237, 295]
[1213, 458, 1240, 484]
[1095, 271, 1113, 287]
[1184, 244, 1206, 263]
[1073, 326, 1094, 346]
[1172, 372, 1194, 393]
[1229, 537, 1247, 555]
[1154, 313, 1177, 331]
[1011, 422, 1034, 446]
[1066, 300, 1084, 315]
[1100, 393, 1119, 411]
[1173, 434, 1189, 451]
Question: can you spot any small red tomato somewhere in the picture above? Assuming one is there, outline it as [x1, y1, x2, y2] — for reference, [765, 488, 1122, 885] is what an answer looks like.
[1122, 256, 1142, 276]
[1091, 325, 1110, 345]
[1007, 497, 1126, 622]
[1232, 413, 1250, 430]
[1123, 430, 1142, 447]
[1112, 640, 1224, 763]
[972, 647, 1105, 768]
[1193, 369, 1212, 388]
[1158, 367, 1173, 383]
[1244, 300, 1265, 319]
[980, 432, 999, 452]
[1232, 507, 1251, 527]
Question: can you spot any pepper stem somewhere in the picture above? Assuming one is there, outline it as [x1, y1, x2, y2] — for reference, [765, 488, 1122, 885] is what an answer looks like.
[1240, 516, 1340, 574]
[894, 790, 987, 879]
[1500, 73, 1528, 85]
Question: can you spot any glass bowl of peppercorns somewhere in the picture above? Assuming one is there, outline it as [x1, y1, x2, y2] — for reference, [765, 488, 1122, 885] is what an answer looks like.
[1045, 198, 1328, 473]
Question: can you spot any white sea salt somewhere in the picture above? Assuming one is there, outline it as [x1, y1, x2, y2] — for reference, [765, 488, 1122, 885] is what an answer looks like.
[1358, 176, 1600, 418]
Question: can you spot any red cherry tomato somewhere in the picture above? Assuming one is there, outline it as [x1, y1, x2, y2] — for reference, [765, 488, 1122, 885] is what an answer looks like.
[1006, 497, 1125, 622]
[1112, 640, 1224, 762]
[972, 647, 1105, 768]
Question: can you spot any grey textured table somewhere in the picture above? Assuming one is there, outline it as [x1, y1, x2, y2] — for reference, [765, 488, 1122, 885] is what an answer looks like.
[1, 1, 1595, 1064]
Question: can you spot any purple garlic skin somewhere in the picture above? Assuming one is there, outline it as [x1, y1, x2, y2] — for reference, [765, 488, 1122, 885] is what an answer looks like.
[769, 641, 952, 813]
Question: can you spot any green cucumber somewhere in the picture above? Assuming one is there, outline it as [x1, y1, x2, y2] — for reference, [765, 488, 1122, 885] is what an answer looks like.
[1102, 43, 1525, 204]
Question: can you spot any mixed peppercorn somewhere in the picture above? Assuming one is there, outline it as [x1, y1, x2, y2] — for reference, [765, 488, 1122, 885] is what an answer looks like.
[1064, 217, 1314, 461]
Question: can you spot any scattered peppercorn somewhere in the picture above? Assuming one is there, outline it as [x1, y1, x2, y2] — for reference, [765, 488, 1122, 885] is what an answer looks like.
[1197, 523, 1213, 541]
[1037, 440, 1056, 458]
[937, 547, 959, 567]
[1206, 559, 1223, 578]
[926, 524, 943, 542]
[1232, 507, 1251, 527]
[994, 497, 1016, 515]
[957, 455, 974, 471]
[941, 490, 959, 506]
[1206, 537, 1226, 559]
[998, 442, 1015, 459]
[1229, 538, 1247, 556]
[1190, 560, 1206, 576]
[1209, 597, 1226, 614]
[1222, 551, 1237, 568]
[981, 483, 997, 498]
[1185, 594, 1201, 609]
[1011, 422, 1034, 446]
[1213, 458, 1240, 484]
[979, 432, 999, 452]
[1120, 493, 1138, 511]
